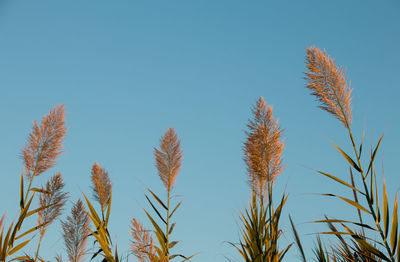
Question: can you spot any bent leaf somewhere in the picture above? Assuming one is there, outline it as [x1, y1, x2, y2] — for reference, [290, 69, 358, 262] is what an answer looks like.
[320, 193, 371, 214]
[317, 170, 364, 195]
[330, 140, 361, 172]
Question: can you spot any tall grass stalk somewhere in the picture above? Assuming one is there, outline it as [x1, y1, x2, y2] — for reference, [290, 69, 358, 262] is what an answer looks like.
[0, 105, 67, 261]
[131, 127, 193, 262]
[305, 46, 399, 261]
[82, 163, 120, 262]
[232, 97, 291, 262]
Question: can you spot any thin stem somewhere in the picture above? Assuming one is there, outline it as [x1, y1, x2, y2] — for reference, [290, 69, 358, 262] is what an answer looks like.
[166, 189, 170, 262]
[34, 233, 44, 262]
[346, 126, 394, 261]
[349, 168, 365, 236]
[268, 180, 273, 251]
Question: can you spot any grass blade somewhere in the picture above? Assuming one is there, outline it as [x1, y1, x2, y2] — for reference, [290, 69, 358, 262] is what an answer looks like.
[366, 135, 383, 176]
[169, 200, 182, 219]
[147, 188, 167, 210]
[320, 193, 371, 214]
[318, 170, 364, 195]
[289, 215, 306, 262]
[19, 172, 24, 210]
[330, 140, 361, 172]
[390, 193, 398, 252]
[145, 195, 167, 225]
[383, 177, 390, 238]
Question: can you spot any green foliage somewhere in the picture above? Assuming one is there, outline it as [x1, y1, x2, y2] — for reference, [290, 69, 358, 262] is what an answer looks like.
[1, 171, 62, 261]
[232, 183, 292, 262]
[303, 46, 400, 262]
[143, 188, 193, 262]
[82, 190, 120, 262]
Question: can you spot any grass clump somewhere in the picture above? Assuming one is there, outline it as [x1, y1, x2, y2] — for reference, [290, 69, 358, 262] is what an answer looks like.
[231, 97, 292, 262]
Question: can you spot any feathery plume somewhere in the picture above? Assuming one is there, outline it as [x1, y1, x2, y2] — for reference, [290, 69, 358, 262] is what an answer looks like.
[62, 199, 90, 262]
[130, 218, 156, 262]
[244, 97, 284, 194]
[22, 105, 67, 179]
[304, 46, 353, 127]
[154, 127, 183, 192]
[91, 163, 112, 211]
[38, 172, 68, 236]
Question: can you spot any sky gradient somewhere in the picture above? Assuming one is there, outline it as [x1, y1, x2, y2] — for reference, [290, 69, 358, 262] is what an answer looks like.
[0, 0, 399, 261]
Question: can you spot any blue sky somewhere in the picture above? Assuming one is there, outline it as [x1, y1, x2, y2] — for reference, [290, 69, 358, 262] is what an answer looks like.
[0, 0, 399, 261]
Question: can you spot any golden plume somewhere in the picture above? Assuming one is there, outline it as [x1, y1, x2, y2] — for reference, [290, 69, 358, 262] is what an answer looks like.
[244, 97, 284, 194]
[91, 163, 112, 212]
[304, 46, 353, 128]
[130, 217, 157, 262]
[62, 199, 90, 262]
[22, 105, 67, 179]
[38, 172, 68, 236]
[154, 127, 183, 192]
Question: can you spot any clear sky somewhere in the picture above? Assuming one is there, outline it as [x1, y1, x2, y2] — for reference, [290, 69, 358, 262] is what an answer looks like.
[0, 0, 399, 261]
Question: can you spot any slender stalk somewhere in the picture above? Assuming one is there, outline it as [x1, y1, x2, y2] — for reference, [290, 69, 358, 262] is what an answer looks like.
[166, 189, 170, 262]
[23, 165, 39, 209]
[349, 168, 365, 236]
[346, 125, 394, 261]
[267, 181, 273, 248]
[34, 234, 44, 262]
[333, 69, 393, 259]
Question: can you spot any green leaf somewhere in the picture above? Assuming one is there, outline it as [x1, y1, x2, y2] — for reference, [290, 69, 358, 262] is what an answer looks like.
[105, 188, 112, 226]
[19, 172, 24, 210]
[7, 239, 30, 255]
[330, 140, 361, 172]
[397, 230, 400, 262]
[9, 255, 31, 261]
[317, 171, 364, 195]
[342, 224, 391, 261]
[289, 216, 306, 262]
[171, 254, 195, 261]
[3, 221, 14, 253]
[313, 219, 376, 231]
[366, 135, 383, 176]
[390, 194, 398, 252]
[15, 222, 47, 240]
[169, 223, 176, 235]
[144, 210, 166, 244]
[320, 193, 371, 214]
[30, 188, 50, 194]
[147, 188, 167, 210]
[9, 193, 35, 246]
[169, 200, 182, 219]
[356, 238, 390, 261]
[375, 169, 381, 223]
[82, 192, 101, 225]
[145, 195, 167, 225]
[383, 177, 390, 238]
[168, 240, 179, 249]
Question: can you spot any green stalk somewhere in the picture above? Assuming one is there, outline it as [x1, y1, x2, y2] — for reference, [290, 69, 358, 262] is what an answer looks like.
[24, 148, 41, 202]
[267, 180, 273, 253]
[34, 232, 44, 262]
[346, 125, 394, 261]
[335, 97, 394, 260]
[166, 188, 170, 262]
